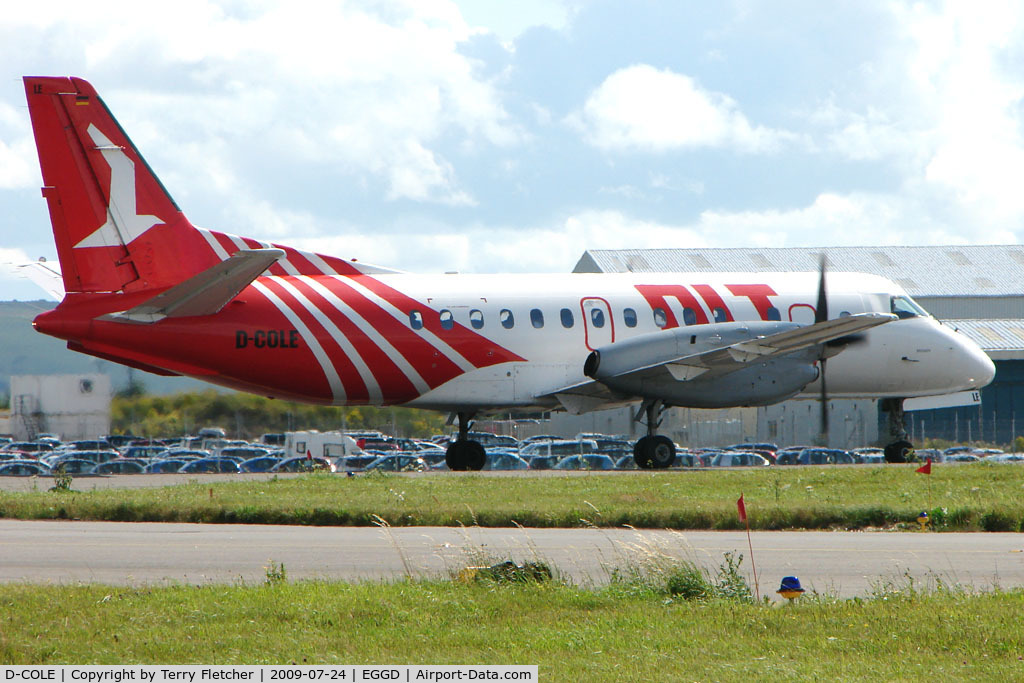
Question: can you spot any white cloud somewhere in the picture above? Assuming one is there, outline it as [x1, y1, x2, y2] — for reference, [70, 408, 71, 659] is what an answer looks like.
[570, 64, 792, 153]
[0, 138, 36, 191]
[0, 103, 38, 190]
[815, 1, 1024, 228]
[906, 1, 1024, 224]
[453, 0, 573, 44]
[2, 1, 521, 206]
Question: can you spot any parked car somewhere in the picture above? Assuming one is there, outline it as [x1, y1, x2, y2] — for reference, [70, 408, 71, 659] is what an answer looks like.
[797, 448, 856, 465]
[944, 452, 980, 462]
[220, 446, 274, 461]
[338, 455, 379, 471]
[93, 459, 147, 474]
[65, 439, 112, 451]
[0, 461, 50, 476]
[238, 455, 284, 473]
[553, 454, 616, 470]
[709, 452, 770, 467]
[519, 434, 561, 444]
[520, 439, 599, 458]
[526, 455, 562, 470]
[362, 455, 426, 472]
[49, 449, 120, 465]
[724, 442, 778, 453]
[49, 458, 96, 474]
[2, 441, 53, 453]
[103, 434, 139, 449]
[461, 432, 519, 449]
[984, 453, 1024, 463]
[143, 459, 193, 473]
[774, 446, 812, 466]
[669, 452, 704, 468]
[271, 455, 336, 473]
[483, 453, 530, 470]
[121, 445, 170, 460]
[178, 457, 241, 474]
[0, 451, 29, 462]
[164, 449, 213, 460]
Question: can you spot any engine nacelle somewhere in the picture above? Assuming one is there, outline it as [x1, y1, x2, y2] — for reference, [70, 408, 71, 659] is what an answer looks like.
[584, 321, 821, 408]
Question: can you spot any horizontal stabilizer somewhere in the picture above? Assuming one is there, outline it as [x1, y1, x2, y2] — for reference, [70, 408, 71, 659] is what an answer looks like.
[103, 248, 284, 323]
[9, 260, 65, 301]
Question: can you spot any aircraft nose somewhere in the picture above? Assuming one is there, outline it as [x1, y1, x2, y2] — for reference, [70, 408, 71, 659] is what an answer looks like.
[958, 336, 995, 389]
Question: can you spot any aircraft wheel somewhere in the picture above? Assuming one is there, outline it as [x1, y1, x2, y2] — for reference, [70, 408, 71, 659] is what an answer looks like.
[445, 440, 486, 471]
[634, 435, 676, 469]
[883, 440, 914, 463]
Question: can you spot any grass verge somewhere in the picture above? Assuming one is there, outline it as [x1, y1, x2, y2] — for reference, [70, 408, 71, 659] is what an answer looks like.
[2, 465, 1023, 530]
[1, 579, 1021, 680]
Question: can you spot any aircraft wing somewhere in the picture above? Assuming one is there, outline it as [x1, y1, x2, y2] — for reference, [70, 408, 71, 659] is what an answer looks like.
[543, 312, 896, 414]
[102, 248, 285, 323]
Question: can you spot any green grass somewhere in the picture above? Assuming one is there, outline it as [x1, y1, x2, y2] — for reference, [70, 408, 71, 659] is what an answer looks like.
[2, 464, 1023, 530]
[1, 580, 1022, 680]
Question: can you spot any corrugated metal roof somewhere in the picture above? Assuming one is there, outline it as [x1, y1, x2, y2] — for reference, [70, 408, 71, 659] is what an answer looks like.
[573, 246, 1024, 297]
[946, 319, 1024, 358]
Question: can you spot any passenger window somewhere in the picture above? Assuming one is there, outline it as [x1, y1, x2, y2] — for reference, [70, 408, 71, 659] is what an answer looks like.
[439, 309, 454, 330]
[409, 310, 423, 330]
[712, 307, 727, 323]
[653, 308, 667, 328]
[500, 309, 515, 329]
[469, 309, 484, 329]
[530, 309, 544, 329]
[560, 308, 574, 328]
[623, 308, 637, 327]
[682, 307, 697, 326]
[590, 308, 605, 328]
[766, 306, 781, 321]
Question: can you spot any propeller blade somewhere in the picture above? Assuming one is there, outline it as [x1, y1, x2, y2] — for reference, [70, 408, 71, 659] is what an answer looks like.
[825, 332, 868, 349]
[815, 253, 828, 324]
[819, 358, 829, 445]
[816, 253, 830, 445]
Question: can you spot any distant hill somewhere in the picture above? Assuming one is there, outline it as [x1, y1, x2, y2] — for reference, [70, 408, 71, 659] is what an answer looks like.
[0, 300, 217, 396]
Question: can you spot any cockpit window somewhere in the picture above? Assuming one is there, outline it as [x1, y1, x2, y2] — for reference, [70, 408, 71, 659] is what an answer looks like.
[891, 295, 929, 320]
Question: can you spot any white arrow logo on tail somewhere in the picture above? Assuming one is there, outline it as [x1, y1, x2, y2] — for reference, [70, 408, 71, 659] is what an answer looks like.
[74, 124, 163, 248]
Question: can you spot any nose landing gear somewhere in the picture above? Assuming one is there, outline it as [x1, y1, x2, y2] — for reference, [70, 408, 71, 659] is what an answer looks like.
[881, 398, 916, 463]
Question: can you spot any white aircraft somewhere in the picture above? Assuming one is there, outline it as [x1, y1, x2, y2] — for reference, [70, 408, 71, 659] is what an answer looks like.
[23, 76, 995, 469]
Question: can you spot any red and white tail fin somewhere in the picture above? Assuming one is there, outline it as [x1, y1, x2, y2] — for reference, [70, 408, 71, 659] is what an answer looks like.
[24, 76, 221, 295]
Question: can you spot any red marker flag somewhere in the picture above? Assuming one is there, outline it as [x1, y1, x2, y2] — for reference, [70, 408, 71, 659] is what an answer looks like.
[306, 449, 313, 461]
[916, 458, 932, 475]
[737, 494, 747, 523]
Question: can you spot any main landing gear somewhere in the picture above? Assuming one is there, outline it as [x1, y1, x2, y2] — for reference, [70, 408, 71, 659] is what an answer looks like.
[881, 398, 915, 463]
[445, 411, 486, 471]
[633, 399, 676, 469]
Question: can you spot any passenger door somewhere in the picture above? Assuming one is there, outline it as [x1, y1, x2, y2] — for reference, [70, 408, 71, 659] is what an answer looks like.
[580, 297, 614, 350]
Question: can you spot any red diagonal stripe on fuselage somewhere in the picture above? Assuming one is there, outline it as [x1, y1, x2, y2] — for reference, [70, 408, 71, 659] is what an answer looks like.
[259, 277, 371, 404]
[287, 277, 421, 403]
[315, 275, 466, 388]
[330, 260, 525, 368]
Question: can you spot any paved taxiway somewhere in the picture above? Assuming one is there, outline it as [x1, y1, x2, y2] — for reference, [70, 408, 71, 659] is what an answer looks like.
[2, 519, 1022, 598]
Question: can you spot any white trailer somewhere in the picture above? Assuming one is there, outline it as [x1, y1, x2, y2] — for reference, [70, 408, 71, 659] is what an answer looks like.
[285, 430, 362, 461]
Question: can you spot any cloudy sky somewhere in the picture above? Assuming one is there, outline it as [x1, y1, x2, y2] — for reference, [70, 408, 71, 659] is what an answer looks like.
[2, 0, 1024, 300]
